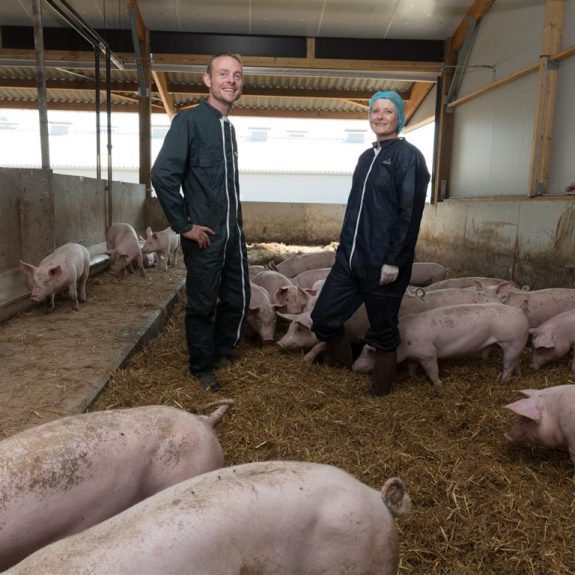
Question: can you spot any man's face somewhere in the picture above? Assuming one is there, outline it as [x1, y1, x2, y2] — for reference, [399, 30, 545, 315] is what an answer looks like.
[204, 55, 243, 112]
[369, 98, 399, 141]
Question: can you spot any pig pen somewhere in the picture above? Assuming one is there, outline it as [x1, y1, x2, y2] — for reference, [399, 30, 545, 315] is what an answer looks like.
[3, 241, 573, 573]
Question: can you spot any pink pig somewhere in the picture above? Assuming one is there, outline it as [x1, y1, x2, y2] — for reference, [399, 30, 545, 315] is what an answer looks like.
[105, 222, 146, 278]
[141, 226, 180, 272]
[529, 308, 575, 372]
[247, 283, 277, 344]
[0, 401, 233, 570]
[395, 303, 529, 387]
[409, 262, 448, 286]
[399, 287, 500, 317]
[504, 385, 575, 477]
[19, 242, 90, 312]
[491, 282, 575, 328]
[6, 461, 411, 575]
[268, 250, 335, 278]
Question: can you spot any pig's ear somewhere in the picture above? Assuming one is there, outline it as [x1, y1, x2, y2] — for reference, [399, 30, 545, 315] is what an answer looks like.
[49, 265, 63, 277]
[381, 477, 411, 518]
[296, 314, 313, 329]
[494, 281, 514, 301]
[304, 288, 317, 297]
[19, 260, 36, 276]
[532, 332, 556, 349]
[274, 286, 289, 303]
[297, 286, 311, 299]
[473, 280, 484, 290]
[145, 226, 153, 238]
[504, 397, 542, 421]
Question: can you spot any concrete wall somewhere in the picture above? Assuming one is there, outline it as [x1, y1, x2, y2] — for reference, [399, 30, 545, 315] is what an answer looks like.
[0, 168, 145, 321]
[417, 197, 575, 290]
[148, 197, 344, 244]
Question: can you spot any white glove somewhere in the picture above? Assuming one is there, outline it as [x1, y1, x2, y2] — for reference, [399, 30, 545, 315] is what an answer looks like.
[379, 264, 399, 285]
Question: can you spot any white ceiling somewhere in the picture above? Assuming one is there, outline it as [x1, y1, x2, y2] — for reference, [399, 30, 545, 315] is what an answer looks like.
[5, 0, 473, 40]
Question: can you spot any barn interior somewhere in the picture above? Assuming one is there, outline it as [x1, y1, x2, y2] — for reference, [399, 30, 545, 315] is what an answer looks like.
[1, 0, 575, 573]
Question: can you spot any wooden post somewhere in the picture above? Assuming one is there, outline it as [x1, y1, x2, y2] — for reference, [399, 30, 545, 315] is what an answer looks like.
[433, 37, 456, 203]
[528, 0, 565, 196]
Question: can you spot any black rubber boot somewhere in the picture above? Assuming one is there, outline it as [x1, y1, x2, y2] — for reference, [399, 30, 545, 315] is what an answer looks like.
[194, 370, 222, 392]
[369, 349, 397, 396]
[325, 334, 353, 368]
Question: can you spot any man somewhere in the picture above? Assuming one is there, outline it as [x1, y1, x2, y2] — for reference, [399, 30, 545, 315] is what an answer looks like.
[311, 90, 430, 396]
[151, 52, 250, 391]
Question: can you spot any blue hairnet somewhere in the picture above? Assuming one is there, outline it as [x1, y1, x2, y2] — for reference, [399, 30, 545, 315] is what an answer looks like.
[368, 90, 405, 133]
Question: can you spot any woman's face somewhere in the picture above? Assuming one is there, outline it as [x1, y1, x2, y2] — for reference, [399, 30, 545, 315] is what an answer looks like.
[369, 98, 399, 142]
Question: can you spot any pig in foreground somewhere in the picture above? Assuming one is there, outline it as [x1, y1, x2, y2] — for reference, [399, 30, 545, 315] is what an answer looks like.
[19, 242, 90, 312]
[105, 222, 146, 278]
[530, 308, 575, 372]
[504, 385, 575, 477]
[395, 303, 529, 387]
[141, 226, 180, 272]
[7, 461, 411, 575]
[0, 401, 233, 571]
[409, 262, 448, 286]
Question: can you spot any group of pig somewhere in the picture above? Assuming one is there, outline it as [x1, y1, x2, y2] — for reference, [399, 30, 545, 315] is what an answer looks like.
[0, 400, 412, 574]
[251, 251, 575, 477]
[18, 222, 181, 312]
[252, 252, 575, 387]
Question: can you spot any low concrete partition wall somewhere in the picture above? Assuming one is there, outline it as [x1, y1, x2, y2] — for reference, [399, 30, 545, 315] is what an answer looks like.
[0, 168, 146, 322]
[417, 198, 575, 290]
[148, 198, 345, 245]
[242, 201, 345, 244]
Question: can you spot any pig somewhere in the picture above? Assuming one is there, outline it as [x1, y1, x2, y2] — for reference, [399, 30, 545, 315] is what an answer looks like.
[503, 385, 575, 477]
[6, 461, 411, 575]
[0, 401, 233, 571]
[409, 262, 448, 286]
[252, 270, 312, 314]
[138, 236, 157, 267]
[105, 222, 146, 278]
[268, 250, 336, 278]
[291, 267, 331, 289]
[424, 276, 515, 292]
[529, 308, 575, 372]
[247, 283, 277, 344]
[141, 226, 180, 272]
[394, 303, 529, 387]
[19, 242, 90, 312]
[249, 264, 265, 279]
[277, 304, 368, 360]
[399, 287, 501, 317]
[491, 282, 575, 328]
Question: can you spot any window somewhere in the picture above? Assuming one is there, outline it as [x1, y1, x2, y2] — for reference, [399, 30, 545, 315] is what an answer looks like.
[49, 123, 70, 136]
[248, 127, 270, 142]
[152, 126, 169, 139]
[343, 130, 366, 144]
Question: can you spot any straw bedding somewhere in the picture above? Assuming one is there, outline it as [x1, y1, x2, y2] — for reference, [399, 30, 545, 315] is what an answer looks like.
[91, 243, 575, 574]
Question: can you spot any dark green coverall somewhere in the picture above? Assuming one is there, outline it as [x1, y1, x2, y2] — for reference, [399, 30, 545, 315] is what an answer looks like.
[151, 99, 250, 374]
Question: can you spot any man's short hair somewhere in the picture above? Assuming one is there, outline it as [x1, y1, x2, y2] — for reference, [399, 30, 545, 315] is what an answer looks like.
[206, 52, 243, 76]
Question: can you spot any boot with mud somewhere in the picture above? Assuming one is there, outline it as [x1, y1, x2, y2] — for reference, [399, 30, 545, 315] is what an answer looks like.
[369, 349, 397, 396]
[325, 334, 353, 368]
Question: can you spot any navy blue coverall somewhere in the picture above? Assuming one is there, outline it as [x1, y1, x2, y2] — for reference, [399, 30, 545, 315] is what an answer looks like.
[311, 137, 430, 352]
[151, 99, 250, 374]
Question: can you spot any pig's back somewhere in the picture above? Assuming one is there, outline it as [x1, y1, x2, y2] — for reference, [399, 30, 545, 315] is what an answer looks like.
[6, 461, 399, 575]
